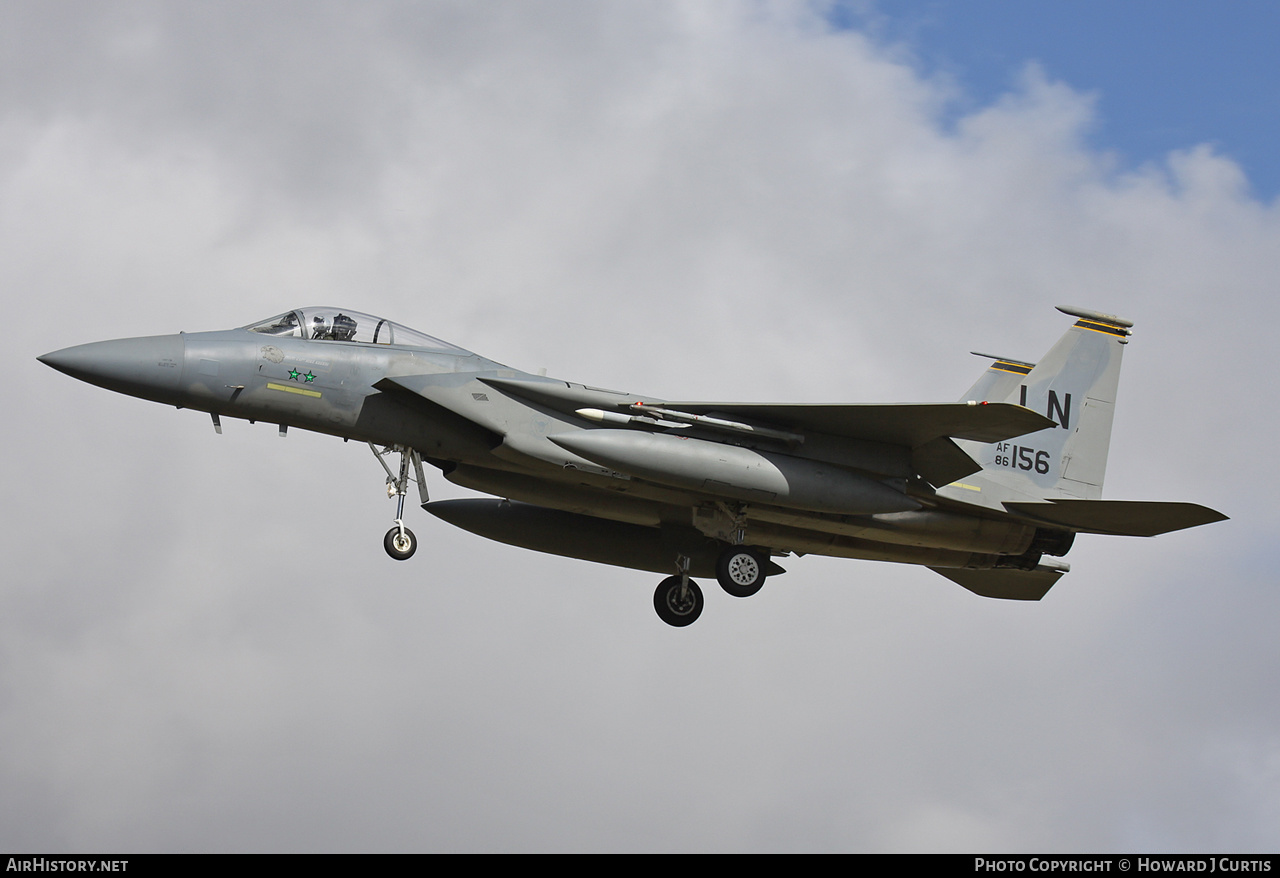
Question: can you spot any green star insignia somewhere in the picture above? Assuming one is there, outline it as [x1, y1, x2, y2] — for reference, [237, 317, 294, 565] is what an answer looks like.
[303, 371, 316, 382]
[288, 368, 300, 380]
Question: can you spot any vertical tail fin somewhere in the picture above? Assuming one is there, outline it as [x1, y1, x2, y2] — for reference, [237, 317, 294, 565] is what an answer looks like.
[942, 306, 1133, 507]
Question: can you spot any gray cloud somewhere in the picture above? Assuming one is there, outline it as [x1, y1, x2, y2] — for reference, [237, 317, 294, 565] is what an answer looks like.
[2, 0, 1273, 852]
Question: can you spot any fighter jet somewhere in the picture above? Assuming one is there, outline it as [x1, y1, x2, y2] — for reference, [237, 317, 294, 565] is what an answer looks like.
[38, 305, 1226, 626]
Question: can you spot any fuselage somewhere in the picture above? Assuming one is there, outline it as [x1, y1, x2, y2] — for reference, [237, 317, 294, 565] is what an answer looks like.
[37, 307, 1051, 579]
[40, 305, 1229, 624]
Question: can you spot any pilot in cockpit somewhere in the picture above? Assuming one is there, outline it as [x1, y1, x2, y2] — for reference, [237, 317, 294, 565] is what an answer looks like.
[311, 312, 358, 341]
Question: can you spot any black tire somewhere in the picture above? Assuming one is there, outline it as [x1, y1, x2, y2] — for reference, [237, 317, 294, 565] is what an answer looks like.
[653, 575, 703, 627]
[384, 526, 417, 561]
[716, 547, 766, 597]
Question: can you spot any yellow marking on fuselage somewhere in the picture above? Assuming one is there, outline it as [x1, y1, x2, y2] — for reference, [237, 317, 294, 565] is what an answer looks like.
[266, 382, 322, 398]
[947, 482, 982, 491]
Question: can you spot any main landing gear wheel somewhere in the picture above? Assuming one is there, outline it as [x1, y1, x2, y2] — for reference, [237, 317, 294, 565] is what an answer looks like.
[716, 547, 766, 598]
[654, 575, 704, 627]
[384, 525, 417, 561]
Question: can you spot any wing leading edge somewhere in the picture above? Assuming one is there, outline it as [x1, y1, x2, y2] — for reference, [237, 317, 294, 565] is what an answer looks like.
[646, 401, 1057, 447]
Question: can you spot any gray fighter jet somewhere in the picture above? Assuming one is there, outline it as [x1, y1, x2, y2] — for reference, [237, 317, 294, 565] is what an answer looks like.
[39, 305, 1226, 626]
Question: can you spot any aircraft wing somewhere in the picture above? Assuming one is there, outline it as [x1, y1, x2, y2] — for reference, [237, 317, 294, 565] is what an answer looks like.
[375, 374, 509, 435]
[652, 402, 1057, 486]
[653, 401, 1057, 446]
[471, 377, 1057, 487]
[478, 377, 1056, 447]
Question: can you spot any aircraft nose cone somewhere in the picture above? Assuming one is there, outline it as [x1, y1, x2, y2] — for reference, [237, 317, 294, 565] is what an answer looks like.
[38, 334, 185, 401]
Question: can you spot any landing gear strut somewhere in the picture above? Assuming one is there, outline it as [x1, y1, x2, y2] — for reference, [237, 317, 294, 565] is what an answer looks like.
[370, 443, 428, 561]
[653, 555, 703, 627]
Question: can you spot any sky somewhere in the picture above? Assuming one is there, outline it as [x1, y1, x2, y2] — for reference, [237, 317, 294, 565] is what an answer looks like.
[2, 0, 1276, 854]
[846, 1, 1280, 200]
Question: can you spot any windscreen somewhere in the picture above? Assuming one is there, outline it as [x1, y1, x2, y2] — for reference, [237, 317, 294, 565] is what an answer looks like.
[247, 308, 468, 353]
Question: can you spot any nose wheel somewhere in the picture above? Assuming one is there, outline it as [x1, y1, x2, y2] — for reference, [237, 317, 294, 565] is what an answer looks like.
[384, 524, 417, 560]
[370, 443, 429, 561]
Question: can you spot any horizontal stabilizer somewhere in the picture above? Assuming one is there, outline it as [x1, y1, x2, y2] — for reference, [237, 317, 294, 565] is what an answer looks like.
[1003, 500, 1228, 537]
[930, 564, 1067, 600]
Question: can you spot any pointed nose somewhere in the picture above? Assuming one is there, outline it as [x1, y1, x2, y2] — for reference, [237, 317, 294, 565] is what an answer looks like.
[38, 334, 185, 401]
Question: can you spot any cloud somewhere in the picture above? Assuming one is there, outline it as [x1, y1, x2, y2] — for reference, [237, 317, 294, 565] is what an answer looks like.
[2, 0, 1274, 852]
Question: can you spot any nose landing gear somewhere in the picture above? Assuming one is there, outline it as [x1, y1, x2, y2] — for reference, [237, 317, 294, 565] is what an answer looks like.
[384, 524, 417, 560]
[370, 443, 429, 561]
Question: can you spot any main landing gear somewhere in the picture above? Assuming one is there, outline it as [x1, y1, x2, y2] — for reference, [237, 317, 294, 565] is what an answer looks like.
[653, 546, 772, 627]
[370, 443, 429, 561]
[654, 556, 704, 627]
[715, 546, 767, 598]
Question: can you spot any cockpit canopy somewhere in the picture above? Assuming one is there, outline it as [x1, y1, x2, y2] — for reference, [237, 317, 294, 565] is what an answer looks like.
[247, 308, 467, 354]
